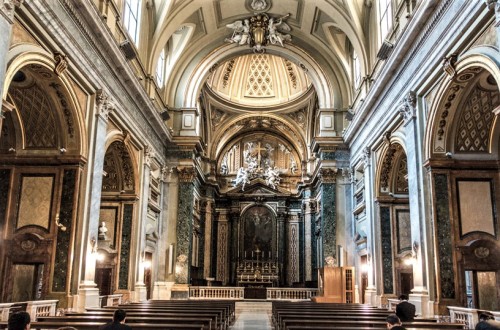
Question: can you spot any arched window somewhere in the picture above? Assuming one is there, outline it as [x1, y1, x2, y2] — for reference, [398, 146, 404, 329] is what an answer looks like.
[123, 0, 141, 45]
[353, 51, 361, 90]
[156, 49, 166, 87]
[379, 0, 393, 43]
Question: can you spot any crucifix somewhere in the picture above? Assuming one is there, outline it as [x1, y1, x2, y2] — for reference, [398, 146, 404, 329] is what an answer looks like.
[253, 141, 267, 169]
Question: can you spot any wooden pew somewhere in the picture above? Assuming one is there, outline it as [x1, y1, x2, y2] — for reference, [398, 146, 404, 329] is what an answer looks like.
[0, 321, 204, 330]
[281, 318, 464, 330]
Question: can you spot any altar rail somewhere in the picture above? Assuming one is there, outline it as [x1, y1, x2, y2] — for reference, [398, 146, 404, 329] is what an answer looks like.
[189, 286, 245, 300]
[189, 286, 318, 301]
[266, 288, 318, 300]
[387, 298, 399, 311]
[99, 294, 123, 307]
[0, 300, 58, 321]
[448, 306, 500, 329]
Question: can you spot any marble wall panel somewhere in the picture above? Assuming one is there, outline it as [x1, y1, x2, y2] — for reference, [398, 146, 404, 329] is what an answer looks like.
[52, 169, 76, 292]
[17, 175, 54, 229]
[321, 183, 336, 260]
[457, 180, 495, 237]
[119, 204, 133, 289]
[0, 169, 11, 229]
[434, 174, 455, 299]
[380, 206, 393, 294]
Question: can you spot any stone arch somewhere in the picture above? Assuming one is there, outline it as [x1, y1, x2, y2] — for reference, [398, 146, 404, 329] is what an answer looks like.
[376, 142, 408, 196]
[425, 48, 500, 161]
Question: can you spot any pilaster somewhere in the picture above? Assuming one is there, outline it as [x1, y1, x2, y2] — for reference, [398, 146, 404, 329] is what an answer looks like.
[286, 212, 300, 286]
[203, 200, 214, 279]
[77, 90, 115, 311]
[318, 167, 337, 262]
[0, 1, 23, 110]
[302, 195, 315, 282]
[398, 92, 430, 316]
[216, 209, 229, 284]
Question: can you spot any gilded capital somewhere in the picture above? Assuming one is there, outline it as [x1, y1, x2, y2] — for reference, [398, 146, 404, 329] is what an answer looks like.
[398, 91, 416, 123]
[95, 89, 115, 121]
[319, 167, 337, 183]
[177, 166, 196, 182]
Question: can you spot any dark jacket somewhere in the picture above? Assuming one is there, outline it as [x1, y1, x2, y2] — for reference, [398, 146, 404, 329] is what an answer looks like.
[475, 320, 500, 330]
[395, 300, 416, 322]
[99, 321, 132, 330]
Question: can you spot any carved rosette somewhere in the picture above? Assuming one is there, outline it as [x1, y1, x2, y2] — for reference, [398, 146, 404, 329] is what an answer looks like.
[398, 91, 416, 123]
[319, 168, 337, 183]
[1, 0, 23, 24]
[96, 90, 115, 121]
[177, 166, 196, 182]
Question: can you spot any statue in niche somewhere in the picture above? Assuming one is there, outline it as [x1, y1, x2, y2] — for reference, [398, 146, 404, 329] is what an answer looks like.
[225, 19, 251, 45]
[98, 221, 108, 240]
[268, 15, 292, 47]
[220, 155, 229, 175]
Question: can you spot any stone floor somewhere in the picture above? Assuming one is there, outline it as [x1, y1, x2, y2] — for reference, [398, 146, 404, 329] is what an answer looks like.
[229, 301, 273, 329]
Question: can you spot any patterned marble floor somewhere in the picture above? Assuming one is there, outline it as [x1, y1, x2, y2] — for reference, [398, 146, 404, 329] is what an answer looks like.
[229, 301, 273, 329]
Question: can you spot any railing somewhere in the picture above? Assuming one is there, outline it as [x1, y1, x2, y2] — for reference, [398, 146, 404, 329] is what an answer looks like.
[100, 294, 123, 307]
[0, 303, 16, 321]
[189, 287, 244, 300]
[387, 298, 399, 311]
[26, 300, 58, 321]
[448, 306, 481, 329]
[267, 288, 318, 301]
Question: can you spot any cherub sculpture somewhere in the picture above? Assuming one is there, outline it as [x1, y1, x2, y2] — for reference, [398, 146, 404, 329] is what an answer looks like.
[268, 16, 292, 47]
[265, 166, 281, 189]
[225, 19, 250, 45]
[233, 167, 250, 190]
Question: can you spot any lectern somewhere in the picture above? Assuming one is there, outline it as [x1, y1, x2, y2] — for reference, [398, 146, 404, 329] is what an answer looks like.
[313, 266, 355, 303]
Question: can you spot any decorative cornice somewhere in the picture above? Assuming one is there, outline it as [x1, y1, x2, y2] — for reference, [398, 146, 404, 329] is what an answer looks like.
[96, 89, 115, 121]
[398, 91, 416, 124]
[1, 0, 23, 24]
[177, 166, 196, 182]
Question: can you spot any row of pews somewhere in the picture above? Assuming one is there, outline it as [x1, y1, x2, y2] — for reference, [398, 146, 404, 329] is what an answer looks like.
[272, 301, 466, 330]
[0, 300, 235, 330]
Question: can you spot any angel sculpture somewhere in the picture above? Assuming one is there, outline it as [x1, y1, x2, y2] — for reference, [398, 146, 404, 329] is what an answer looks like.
[233, 167, 250, 191]
[268, 16, 292, 47]
[265, 166, 281, 189]
[225, 19, 251, 45]
[290, 157, 298, 174]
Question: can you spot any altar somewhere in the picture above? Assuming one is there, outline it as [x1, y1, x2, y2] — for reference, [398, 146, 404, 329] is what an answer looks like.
[236, 249, 279, 288]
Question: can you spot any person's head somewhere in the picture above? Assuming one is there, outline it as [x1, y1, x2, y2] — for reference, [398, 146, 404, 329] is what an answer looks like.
[386, 314, 402, 329]
[479, 312, 494, 322]
[8, 311, 31, 330]
[399, 294, 409, 301]
[113, 309, 127, 323]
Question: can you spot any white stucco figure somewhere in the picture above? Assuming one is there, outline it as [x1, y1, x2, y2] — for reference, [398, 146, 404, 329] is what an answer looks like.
[268, 16, 292, 47]
[225, 19, 250, 45]
[265, 166, 281, 189]
[234, 167, 250, 190]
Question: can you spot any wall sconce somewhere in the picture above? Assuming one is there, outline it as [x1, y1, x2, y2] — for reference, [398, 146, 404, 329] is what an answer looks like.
[55, 214, 67, 232]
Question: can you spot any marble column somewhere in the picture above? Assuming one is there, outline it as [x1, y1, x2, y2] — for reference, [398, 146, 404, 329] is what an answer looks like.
[0, 1, 23, 112]
[77, 90, 115, 311]
[229, 210, 239, 285]
[398, 92, 430, 316]
[302, 195, 315, 282]
[216, 209, 229, 284]
[362, 148, 379, 306]
[175, 166, 196, 285]
[134, 145, 153, 302]
[277, 211, 286, 286]
[286, 213, 300, 286]
[203, 200, 214, 279]
[318, 168, 337, 263]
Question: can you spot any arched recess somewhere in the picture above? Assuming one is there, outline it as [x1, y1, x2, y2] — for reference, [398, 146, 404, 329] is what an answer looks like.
[424, 49, 500, 310]
[0, 50, 86, 304]
[425, 48, 500, 161]
[96, 136, 138, 297]
[174, 43, 337, 110]
[210, 114, 307, 162]
[375, 142, 412, 298]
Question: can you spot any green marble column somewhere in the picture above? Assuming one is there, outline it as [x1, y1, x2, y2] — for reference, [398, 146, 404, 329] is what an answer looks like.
[319, 168, 337, 262]
[175, 167, 196, 284]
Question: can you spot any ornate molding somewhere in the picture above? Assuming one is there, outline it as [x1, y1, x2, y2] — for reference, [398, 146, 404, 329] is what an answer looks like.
[442, 53, 458, 80]
[318, 167, 337, 183]
[53, 52, 68, 76]
[177, 166, 196, 182]
[144, 144, 155, 167]
[398, 91, 416, 123]
[362, 147, 371, 167]
[95, 89, 115, 121]
[1, 0, 23, 24]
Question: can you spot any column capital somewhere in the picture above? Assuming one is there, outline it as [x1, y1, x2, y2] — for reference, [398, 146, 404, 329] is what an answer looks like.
[319, 167, 337, 183]
[176, 166, 196, 182]
[144, 144, 155, 167]
[362, 147, 371, 167]
[398, 91, 416, 124]
[95, 89, 115, 121]
[0, 0, 23, 24]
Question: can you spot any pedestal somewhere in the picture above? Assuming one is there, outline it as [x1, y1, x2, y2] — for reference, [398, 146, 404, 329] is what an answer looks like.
[77, 282, 100, 312]
[410, 291, 431, 317]
[134, 283, 147, 302]
[364, 286, 377, 307]
[171, 283, 190, 300]
[152, 281, 175, 300]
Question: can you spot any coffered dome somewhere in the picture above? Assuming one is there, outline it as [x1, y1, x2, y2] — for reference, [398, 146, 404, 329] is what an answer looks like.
[206, 54, 312, 108]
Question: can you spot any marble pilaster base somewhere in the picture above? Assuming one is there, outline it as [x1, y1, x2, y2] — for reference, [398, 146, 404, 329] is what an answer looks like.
[410, 291, 431, 317]
[151, 281, 175, 300]
[77, 282, 100, 312]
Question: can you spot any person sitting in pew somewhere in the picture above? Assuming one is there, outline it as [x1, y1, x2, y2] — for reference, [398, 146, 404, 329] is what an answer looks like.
[475, 312, 500, 330]
[8, 311, 30, 330]
[386, 314, 406, 329]
[99, 309, 132, 330]
[396, 294, 416, 322]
